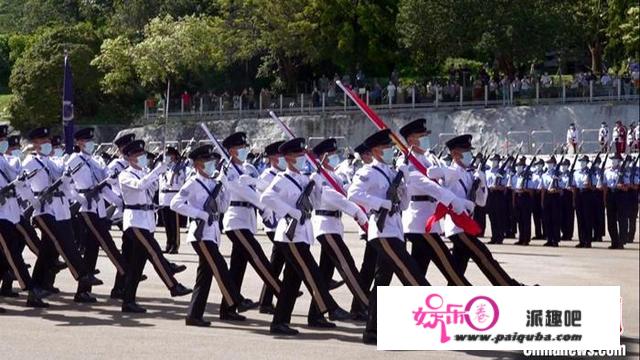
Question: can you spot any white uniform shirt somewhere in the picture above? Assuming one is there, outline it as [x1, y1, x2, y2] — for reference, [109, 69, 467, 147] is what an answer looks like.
[261, 169, 321, 244]
[66, 152, 121, 217]
[347, 159, 409, 241]
[222, 162, 266, 234]
[598, 127, 609, 143]
[310, 170, 361, 237]
[22, 153, 73, 221]
[256, 166, 282, 232]
[427, 163, 487, 237]
[398, 153, 455, 234]
[119, 164, 166, 232]
[170, 172, 230, 244]
[566, 128, 577, 144]
[0, 155, 31, 224]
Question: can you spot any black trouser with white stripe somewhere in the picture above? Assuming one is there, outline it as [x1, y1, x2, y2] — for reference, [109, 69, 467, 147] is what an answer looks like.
[123, 227, 178, 304]
[449, 232, 519, 286]
[607, 190, 627, 248]
[77, 212, 127, 294]
[272, 242, 340, 326]
[366, 237, 430, 334]
[16, 216, 41, 257]
[350, 234, 377, 314]
[160, 206, 181, 251]
[515, 192, 532, 244]
[405, 233, 471, 286]
[222, 229, 281, 314]
[308, 234, 369, 321]
[189, 240, 243, 320]
[259, 231, 285, 308]
[575, 190, 593, 246]
[0, 220, 35, 291]
[626, 189, 638, 243]
[487, 190, 506, 243]
[542, 192, 562, 245]
[33, 215, 89, 287]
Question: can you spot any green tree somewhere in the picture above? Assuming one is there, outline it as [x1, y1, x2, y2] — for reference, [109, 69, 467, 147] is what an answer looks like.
[8, 23, 103, 131]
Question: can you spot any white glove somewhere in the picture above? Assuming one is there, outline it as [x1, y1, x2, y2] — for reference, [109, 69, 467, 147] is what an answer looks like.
[450, 197, 467, 214]
[288, 208, 302, 221]
[353, 208, 368, 226]
[379, 199, 392, 211]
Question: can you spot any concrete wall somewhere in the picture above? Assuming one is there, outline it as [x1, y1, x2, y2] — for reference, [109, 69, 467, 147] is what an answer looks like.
[111, 103, 639, 154]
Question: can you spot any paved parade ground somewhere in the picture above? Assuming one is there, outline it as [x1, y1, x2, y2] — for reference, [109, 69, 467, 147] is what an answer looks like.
[1, 221, 638, 360]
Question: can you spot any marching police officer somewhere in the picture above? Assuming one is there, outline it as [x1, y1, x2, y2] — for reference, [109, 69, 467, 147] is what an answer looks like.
[262, 137, 351, 336]
[171, 144, 249, 326]
[118, 139, 191, 313]
[348, 129, 430, 345]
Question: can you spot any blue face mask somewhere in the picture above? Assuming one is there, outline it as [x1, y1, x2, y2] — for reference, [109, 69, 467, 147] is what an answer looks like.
[11, 149, 22, 158]
[237, 147, 249, 162]
[328, 154, 340, 168]
[204, 160, 217, 176]
[295, 156, 306, 171]
[381, 148, 394, 164]
[0, 140, 8, 154]
[40, 143, 52, 156]
[53, 148, 64, 158]
[84, 141, 96, 154]
[277, 156, 286, 170]
[136, 154, 148, 168]
[461, 151, 474, 167]
[419, 136, 430, 150]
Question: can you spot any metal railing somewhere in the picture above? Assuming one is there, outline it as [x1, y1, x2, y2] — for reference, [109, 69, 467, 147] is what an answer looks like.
[144, 78, 640, 121]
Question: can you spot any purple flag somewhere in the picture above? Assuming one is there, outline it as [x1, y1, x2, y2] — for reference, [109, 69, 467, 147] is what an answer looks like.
[62, 52, 74, 154]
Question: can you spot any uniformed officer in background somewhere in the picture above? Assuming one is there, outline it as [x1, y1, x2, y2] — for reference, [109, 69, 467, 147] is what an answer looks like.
[159, 146, 186, 254]
[559, 158, 575, 240]
[510, 157, 534, 245]
[486, 154, 506, 244]
[572, 155, 594, 248]
[531, 159, 545, 240]
[604, 153, 627, 249]
[540, 156, 562, 247]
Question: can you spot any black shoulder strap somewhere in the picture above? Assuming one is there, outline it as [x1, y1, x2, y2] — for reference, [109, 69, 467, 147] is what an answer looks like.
[127, 169, 141, 180]
[371, 165, 391, 184]
[0, 167, 10, 183]
[79, 155, 100, 183]
[458, 179, 469, 197]
[283, 173, 303, 192]
[194, 178, 213, 196]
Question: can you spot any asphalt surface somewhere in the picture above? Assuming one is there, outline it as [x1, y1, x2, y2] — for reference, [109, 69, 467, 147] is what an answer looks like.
[0, 220, 638, 359]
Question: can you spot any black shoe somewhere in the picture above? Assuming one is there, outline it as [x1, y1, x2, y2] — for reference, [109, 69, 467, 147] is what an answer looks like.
[329, 279, 345, 290]
[543, 241, 553, 247]
[270, 323, 299, 335]
[593, 237, 603, 242]
[163, 247, 173, 254]
[31, 287, 51, 299]
[122, 302, 147, 313]
[54, 260, 67, 272]
[297, 290, 303, 298]
[240, 298, 259, 310]
[140, 274, 148, 282]
[350, 310, 368, 322]
[575, 243, 585, 248]
[92, 269, 101, 275]
[328, 307, 351, 321]
[170, 263, 187, 274]
[0, 289, 20, 298]
[220, 311, 246, 321]
[26, 294, 49, 308]
[584, 243, 592, 248]
[185, 317, 211, 327]
[362, 330, 377, 345]
[110, 288, 124, 300]
[308, 317, 336, 328]
[169, 248, 179, 254]
[42, 286, 60, 294]
[170, 284, 192, 297]
[79, 274, 103, 287]
[0, 306, 5, 313]
[259, 304, 275, 314]
[74, 292, 97, 303]
[552, 242, 559, 247]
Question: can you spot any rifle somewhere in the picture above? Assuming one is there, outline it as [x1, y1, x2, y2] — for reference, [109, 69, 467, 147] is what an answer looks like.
[519, 145, 543, 189]
[170, 138, 196, 180]
[548, 147, 567, 191]
[81, 169, 120, 210]
[376, 170, 404, 232]
[285, 180, 315, 240]
[616, 154, 632, 186]
[0, 169, 39, 206]
[630, 155, 639, 186]
[25, 163, 83, 217]
[469, 150, 493, 202]
[586, 149, 603, 188]
[567, 148, 581, 188]
[193, 180, 224, 241]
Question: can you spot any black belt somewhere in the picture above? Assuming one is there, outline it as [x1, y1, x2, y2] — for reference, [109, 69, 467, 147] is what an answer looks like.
[124, 204, 155, 211]
[314, 210, 342, 217]
[230, 201, 253, 208]
[161, 189, 179, 193]
[77, 189, 94, 194]
[34, 191, 64, 197]
[411, 195, 436, 202]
